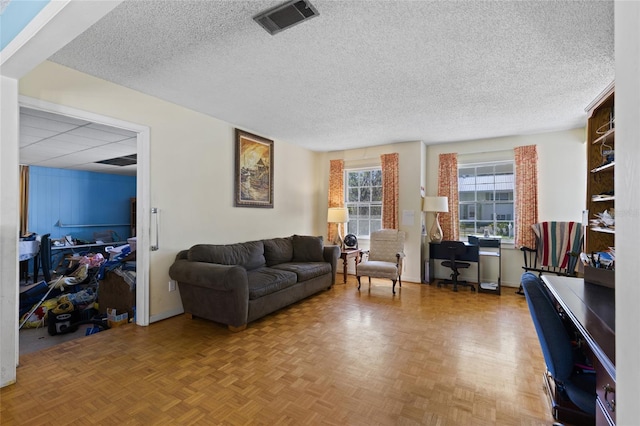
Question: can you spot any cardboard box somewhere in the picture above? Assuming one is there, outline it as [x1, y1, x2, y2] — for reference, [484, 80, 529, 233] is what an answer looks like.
[107, 308, 128, 328]
[584, 265, 615, 289]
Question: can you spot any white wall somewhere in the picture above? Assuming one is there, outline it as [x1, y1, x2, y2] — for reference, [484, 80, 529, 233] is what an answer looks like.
[19, 61, 322, 319]
[426, 129, 586, 287]
[615, 2, 640, 422]
[0, 76, 20, 387]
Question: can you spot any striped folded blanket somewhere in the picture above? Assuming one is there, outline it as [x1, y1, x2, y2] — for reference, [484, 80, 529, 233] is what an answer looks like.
[531, 221, 583, 270]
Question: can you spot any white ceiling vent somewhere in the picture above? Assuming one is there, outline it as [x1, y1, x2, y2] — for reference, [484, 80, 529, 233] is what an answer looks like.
[254, 0, 319, 35]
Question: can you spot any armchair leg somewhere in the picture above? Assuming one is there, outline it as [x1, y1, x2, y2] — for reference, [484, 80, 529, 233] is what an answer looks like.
[392, 279, 397, 294]
[357, 276, 361, 291]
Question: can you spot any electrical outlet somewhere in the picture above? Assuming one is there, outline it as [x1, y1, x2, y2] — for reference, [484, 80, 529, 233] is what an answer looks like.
[168, 280, 176, 292]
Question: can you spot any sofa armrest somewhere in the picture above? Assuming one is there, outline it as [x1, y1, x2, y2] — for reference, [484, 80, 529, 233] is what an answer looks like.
[169, 259, 248, 292]
[323, 245, 341, 286]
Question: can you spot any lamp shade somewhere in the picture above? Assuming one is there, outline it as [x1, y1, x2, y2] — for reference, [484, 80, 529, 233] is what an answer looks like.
[423, 196, 449, 213]
[327, 207, 349, 223]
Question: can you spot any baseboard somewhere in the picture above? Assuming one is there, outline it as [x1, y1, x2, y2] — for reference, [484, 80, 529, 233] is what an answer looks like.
[149, 307, 184, 324]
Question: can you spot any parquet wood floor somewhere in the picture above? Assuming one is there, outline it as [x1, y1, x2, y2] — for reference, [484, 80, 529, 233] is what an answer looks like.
[1, 277, 554, 425]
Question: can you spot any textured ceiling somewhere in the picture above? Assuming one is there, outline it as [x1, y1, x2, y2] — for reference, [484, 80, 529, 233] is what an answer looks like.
[47, 0, 614, 152]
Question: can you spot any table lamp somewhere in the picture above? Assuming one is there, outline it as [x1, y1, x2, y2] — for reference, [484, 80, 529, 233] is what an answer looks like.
[327, 207, 349, 248]
[423, 196, 448, 243]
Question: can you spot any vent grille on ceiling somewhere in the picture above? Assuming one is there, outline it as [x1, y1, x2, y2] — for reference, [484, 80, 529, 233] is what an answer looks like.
[96, 154, 137, 167]
[254, 0, 319, 35]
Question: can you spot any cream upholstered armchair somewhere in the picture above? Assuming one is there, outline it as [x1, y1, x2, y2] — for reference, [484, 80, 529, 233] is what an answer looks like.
[356, 229, 406, 294]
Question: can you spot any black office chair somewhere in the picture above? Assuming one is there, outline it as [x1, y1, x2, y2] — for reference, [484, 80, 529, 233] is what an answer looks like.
[521, 272, 596, 423]
[36, 233, 52, 283]
[438, 240, 475, 292]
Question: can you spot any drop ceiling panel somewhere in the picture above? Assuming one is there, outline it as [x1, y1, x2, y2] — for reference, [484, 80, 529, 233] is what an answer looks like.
[20, 114, 82, 133]
[19, 125, 59, 140]
[87, 122, 137, 137]
[22, 108, 91, 126]
[19, 107, 137, 176]
[68, 126, 133, 143]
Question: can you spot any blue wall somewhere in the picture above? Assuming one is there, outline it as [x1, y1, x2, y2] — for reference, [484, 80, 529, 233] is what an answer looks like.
[28, 166, 136, 243]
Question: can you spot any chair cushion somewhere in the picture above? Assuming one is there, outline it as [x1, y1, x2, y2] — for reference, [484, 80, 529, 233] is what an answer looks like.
[357, 260, 398, 280]
[441, 260, 470, 269]
[246, 267, 297, 300]
[271, 262, 331, 282]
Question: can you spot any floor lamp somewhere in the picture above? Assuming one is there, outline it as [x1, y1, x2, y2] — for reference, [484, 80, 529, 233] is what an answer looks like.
[423, 196, 448, 243]
[327, 207, 349, 248]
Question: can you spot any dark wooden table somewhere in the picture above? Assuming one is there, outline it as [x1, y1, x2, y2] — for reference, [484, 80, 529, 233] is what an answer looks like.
[340, 249, 361, 283]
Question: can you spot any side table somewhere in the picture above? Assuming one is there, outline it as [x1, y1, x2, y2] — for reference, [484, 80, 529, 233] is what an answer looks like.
[339, 249, 361, 283]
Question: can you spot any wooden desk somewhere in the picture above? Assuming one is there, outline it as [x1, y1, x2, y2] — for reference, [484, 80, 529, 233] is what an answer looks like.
[428, 242, 480, 285]
[541, 275, 616, 426]
[340, 249, 361, 283]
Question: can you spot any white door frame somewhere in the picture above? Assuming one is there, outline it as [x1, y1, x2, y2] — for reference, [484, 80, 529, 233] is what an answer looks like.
[19, 96, 151, 327]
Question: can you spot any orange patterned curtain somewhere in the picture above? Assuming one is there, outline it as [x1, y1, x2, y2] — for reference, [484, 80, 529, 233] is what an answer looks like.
[514, 145, 538, 248]
[327, 159, 344, 243]
[438, 153, 459, 241]
[381, 153, 399, 229]
[20, 165, 29, 237]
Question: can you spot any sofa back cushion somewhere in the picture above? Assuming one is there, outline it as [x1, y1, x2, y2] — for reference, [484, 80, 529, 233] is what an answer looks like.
[292, 235, 324, 262]
[188, 240, 265, 270]
[263, 237, 293, 266]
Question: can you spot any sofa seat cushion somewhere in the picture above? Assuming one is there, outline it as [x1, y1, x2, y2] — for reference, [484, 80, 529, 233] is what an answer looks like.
[271, 262, 331, 282]
[247, 267, 297, 300]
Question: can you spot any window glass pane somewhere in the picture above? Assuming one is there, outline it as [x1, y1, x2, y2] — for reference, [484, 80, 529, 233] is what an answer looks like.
[371, 187, 382, 201]
[457, 161, 514, 240]
[371, 170, 382, 186]
[459, 191, 475, 202]
[348, 188, 359, 203]
[359, 171, 371, 186]
[359, 187, 371, 202]
[345, 167, 383, 238]
[358, 221, 370, 236]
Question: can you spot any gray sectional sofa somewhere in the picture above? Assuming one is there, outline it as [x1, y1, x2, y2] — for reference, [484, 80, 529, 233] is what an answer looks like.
[169, 235, 340, 331]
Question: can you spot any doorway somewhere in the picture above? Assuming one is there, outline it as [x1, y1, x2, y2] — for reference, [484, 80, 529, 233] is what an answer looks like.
[18, 96, 150, 355]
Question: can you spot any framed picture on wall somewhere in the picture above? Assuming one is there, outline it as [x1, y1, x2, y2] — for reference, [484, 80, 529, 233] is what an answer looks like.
[234, 129, 274, 208]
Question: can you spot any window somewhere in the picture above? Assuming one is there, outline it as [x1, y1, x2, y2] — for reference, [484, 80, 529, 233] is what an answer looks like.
[458, 161, 514, 240]
[345, 168, 382, 237]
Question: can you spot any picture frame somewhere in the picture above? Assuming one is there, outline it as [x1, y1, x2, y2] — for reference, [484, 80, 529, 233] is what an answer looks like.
[234, 129, 274, 208]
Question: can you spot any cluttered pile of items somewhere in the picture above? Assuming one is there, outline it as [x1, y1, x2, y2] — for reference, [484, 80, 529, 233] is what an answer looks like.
[19, 242, 136, 336]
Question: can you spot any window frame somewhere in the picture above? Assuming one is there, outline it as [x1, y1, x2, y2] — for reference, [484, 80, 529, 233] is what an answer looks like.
[458, 160, 515, 242]
[344, 166, 383, 239]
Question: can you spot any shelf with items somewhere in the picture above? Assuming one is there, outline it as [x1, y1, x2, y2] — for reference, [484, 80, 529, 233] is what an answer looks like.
[590, 227, 615, 234]
[584, 83, 616, 426]
[585, 83, 615, 255]
[590, 161, 614, 174]
[592, 127, 614, 145]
